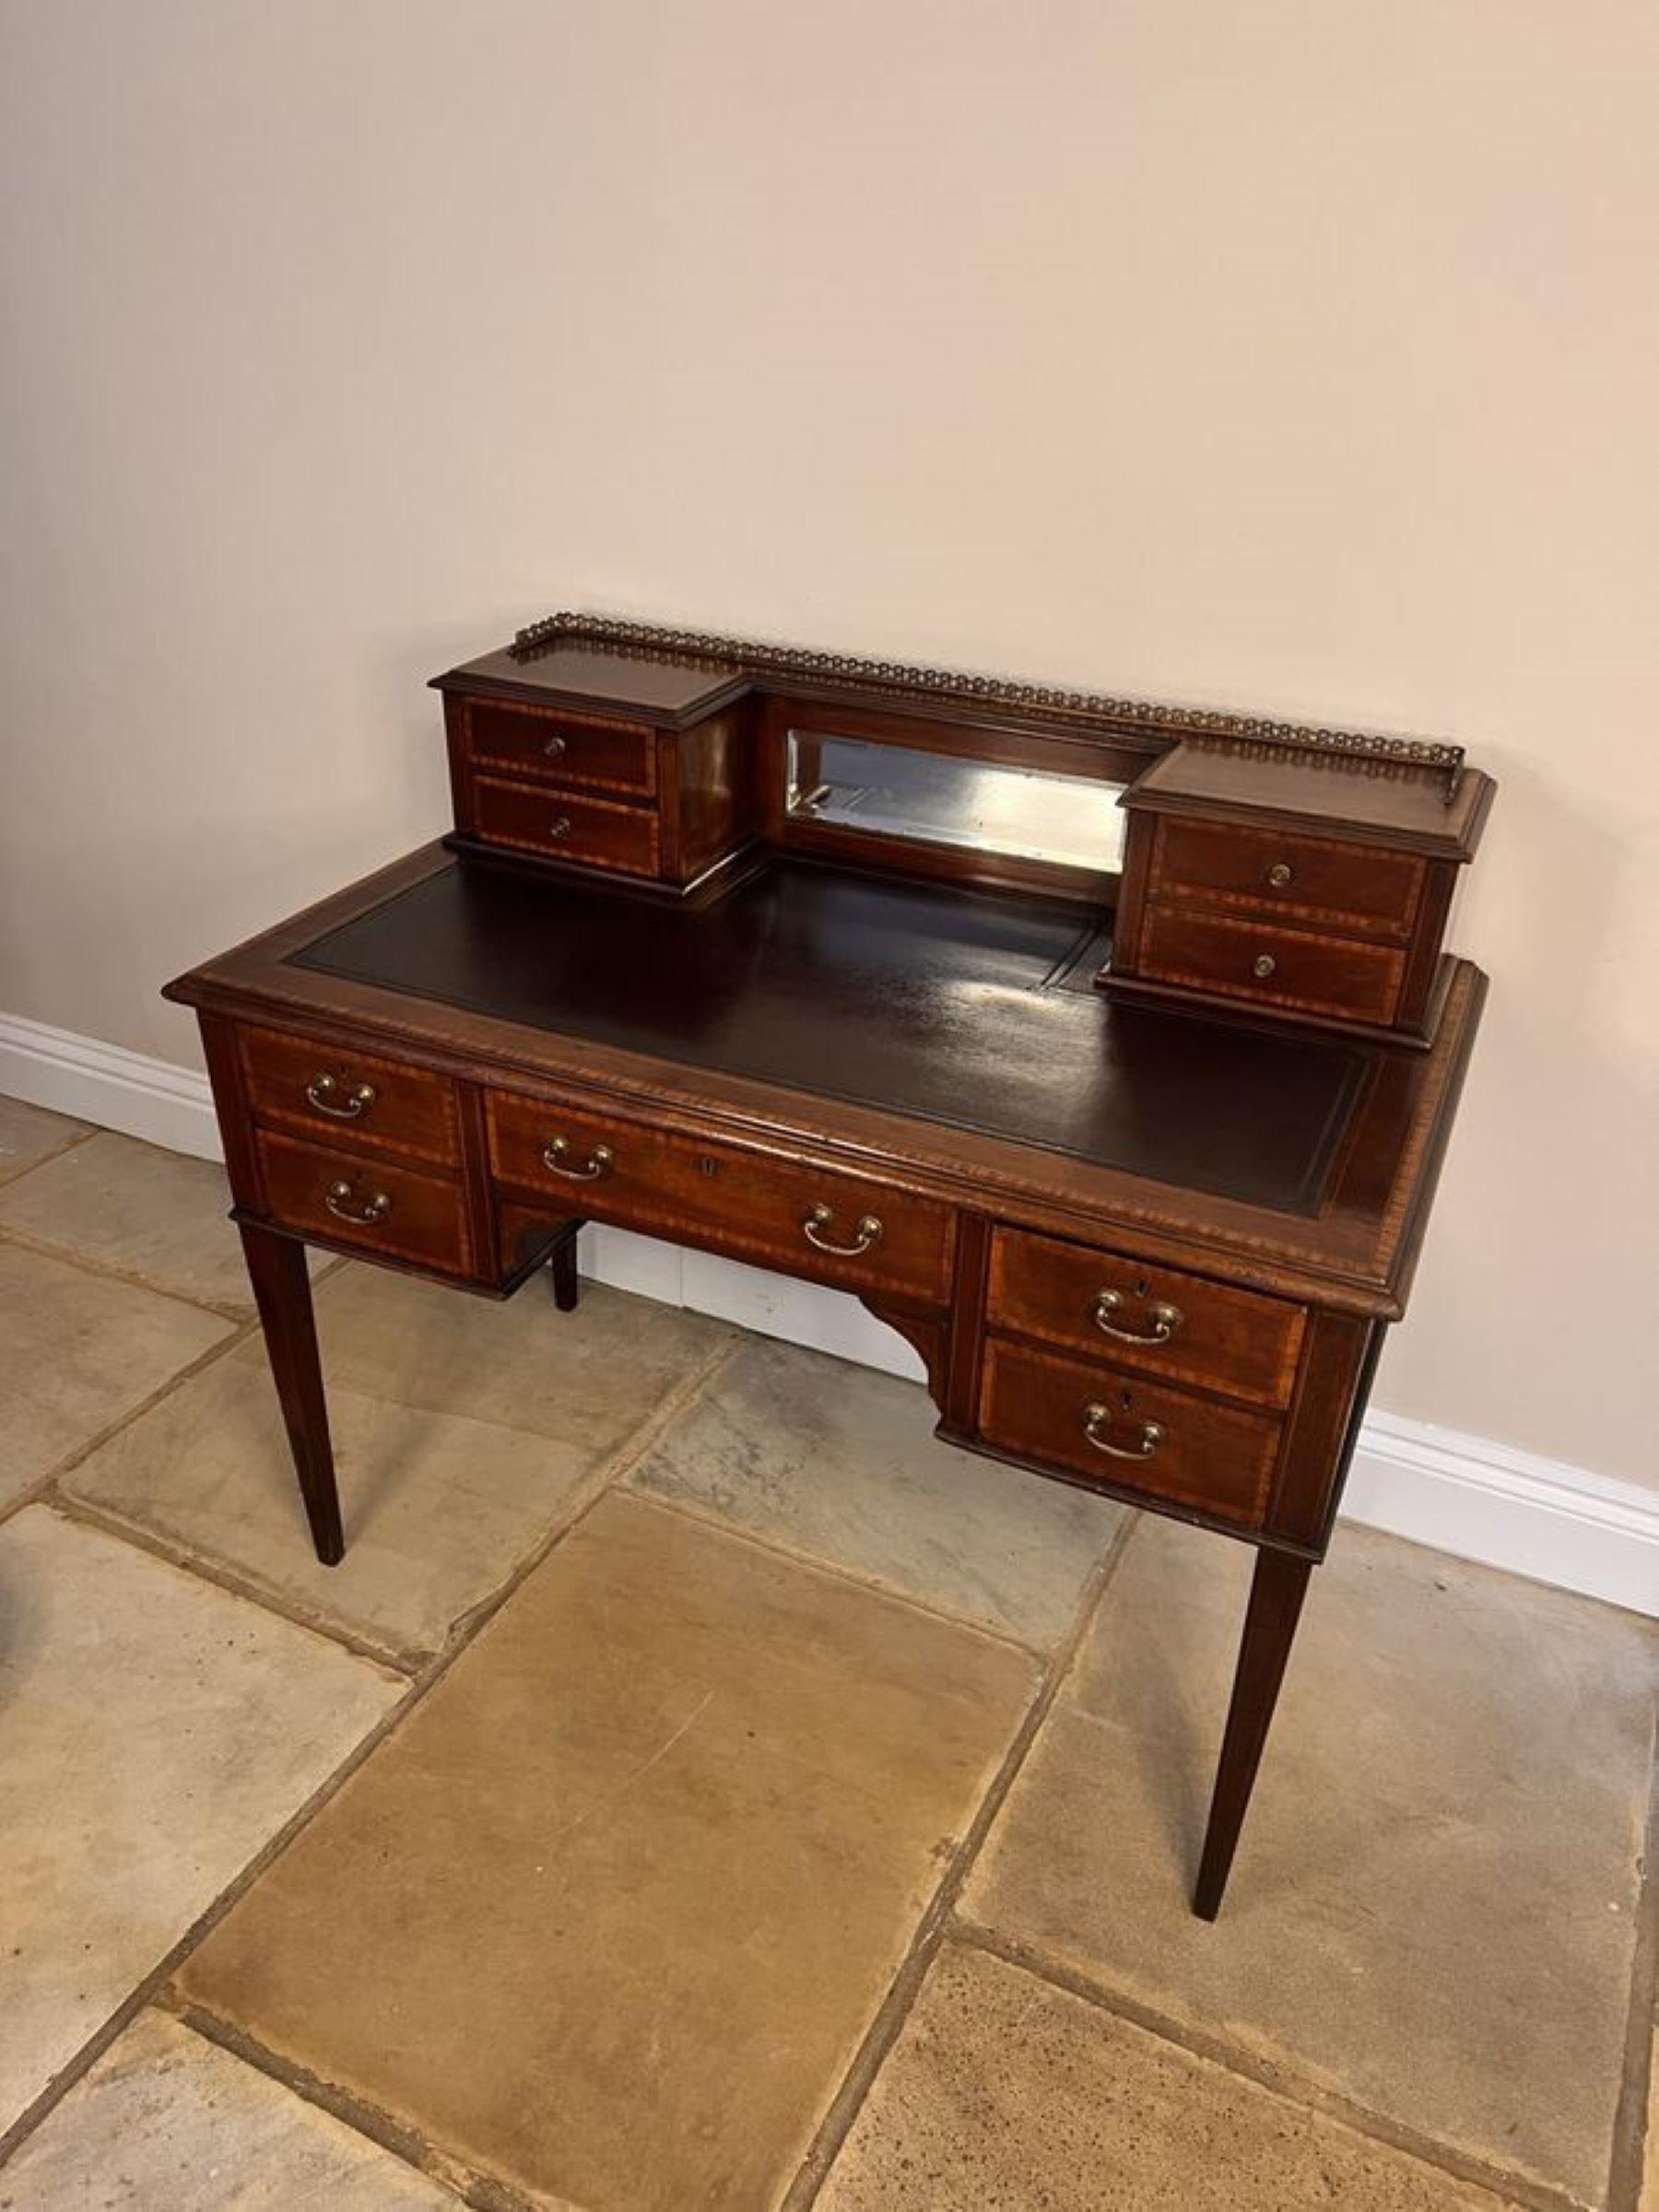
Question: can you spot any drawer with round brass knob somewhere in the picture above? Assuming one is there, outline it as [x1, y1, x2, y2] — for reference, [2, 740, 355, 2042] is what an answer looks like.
[459, 697, 656, 794]
[1139, 906, 1406, 1024]
[1148, 819, 1425, 941]
[472, 774, 659, 875]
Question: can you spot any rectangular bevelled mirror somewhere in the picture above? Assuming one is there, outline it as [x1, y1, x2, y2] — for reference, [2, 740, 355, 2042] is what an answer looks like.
[784, 730, 1126, 873]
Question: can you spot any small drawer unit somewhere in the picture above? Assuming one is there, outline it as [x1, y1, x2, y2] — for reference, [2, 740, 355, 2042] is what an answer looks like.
[435, 650, 757, 894]
[1105, 739, 1494, 1044]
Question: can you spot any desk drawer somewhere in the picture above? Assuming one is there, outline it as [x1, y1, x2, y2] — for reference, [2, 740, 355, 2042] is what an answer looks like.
[473, 775, 660, 874]
[254, 1129, 471, 1276]
[1151, 820, 1424, 941]
[239, 1025, 459, 1168]
[979, 1337, 1281, 1529]
[1139, 904, 1406, 1024]
[463, 699, 656, 796]
[986, 1227, 1304, 1410]
[487, 1091, 954, 1304]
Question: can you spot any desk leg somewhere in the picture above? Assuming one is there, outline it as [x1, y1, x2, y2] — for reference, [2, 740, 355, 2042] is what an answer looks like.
[1193, 1547, 1312, 1920]
[547, 1222, 583, 1312]
[239, 1223, 344, 1566]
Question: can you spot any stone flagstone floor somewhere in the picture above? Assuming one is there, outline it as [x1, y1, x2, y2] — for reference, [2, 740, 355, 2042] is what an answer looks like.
[0, 1091, 1653, 2211]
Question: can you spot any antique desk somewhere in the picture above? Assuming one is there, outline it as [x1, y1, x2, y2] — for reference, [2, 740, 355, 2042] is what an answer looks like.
[166, 616, 1494, 1919]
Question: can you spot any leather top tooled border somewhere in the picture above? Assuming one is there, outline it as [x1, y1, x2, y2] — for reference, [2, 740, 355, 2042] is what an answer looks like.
[511, 611, 1466, 794]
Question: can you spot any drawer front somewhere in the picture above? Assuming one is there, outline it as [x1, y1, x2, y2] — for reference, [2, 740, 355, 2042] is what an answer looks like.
[986, 1227, 1304, 1410]
[1140, 903, 1405, 1023]
[487, 1090, 954, 1304]
[254, 1129, 471, 1276]
[239, 1025, 459, 1168]
[979, 1337, 1281, 1529]
[473, 775, 660, 874]
[463, 697, 656, 795]
[1152, 819, 1424, 940]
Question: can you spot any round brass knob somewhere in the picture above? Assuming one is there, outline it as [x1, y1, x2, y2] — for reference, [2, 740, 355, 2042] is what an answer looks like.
[543, 734, 567, 759]
[549, 815, 571, 841]
[1253, 953, 1277, 980]
[1266, 861, 1294, 888]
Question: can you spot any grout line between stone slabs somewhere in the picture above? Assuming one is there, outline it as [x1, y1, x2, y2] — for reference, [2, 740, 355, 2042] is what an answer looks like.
[948, 1919, 1576, 2212]
[42, 1489, 424, 1676]
[1606, 1707, 1658, 2212]
[0, 1119, 100, 1186]
[626, 1480, 1056, 1664]
[165, 2000, 546, 2212]
[0, 1218, 258, 1324]
[0, 1323, 743, 2186]
[0, 1305, 265, 1546]
[778, 1510, 1145, 2212]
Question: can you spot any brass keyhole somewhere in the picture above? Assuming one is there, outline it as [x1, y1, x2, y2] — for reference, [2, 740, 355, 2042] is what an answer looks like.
[698, 1157, 720, 1178]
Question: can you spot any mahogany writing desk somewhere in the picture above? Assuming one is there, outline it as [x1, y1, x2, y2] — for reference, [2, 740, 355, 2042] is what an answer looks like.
[166, 618, 1493, 1918]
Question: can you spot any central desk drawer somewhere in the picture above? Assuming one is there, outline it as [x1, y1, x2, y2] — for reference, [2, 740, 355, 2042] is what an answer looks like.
[487, 1091, 955, 1303]
[979, 1337, 1281, 1529]
[986, 1226, 1304, 1410]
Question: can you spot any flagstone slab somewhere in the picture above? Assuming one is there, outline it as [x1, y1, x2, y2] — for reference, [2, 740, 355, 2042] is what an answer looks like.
[180, 1493, 1037, 2212]
[0, 2009, 460, 2208]
[63, 1358, 618, 1665]
[628, 1335, 1121, 1648]
[0, 1242, 234, 1501]
[0, 1133, 252, 1313]
[963, 1514, 1655, 2208]
[0, 1509, 403, 2136]
[0, 1095, 89, 1187]
[818, 1942, 1508, 2211]
[310, 1261, 734, 1450]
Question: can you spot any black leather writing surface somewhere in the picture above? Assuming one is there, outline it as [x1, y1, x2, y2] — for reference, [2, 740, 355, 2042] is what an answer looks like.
[292, 856, 1367, 1216]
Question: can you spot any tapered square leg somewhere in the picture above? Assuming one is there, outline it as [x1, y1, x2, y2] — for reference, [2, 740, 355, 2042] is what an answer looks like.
[238, 1222, 344, 1565]
[1194, 1546, 1312, 1920]
[547, 1223, 582, 1312]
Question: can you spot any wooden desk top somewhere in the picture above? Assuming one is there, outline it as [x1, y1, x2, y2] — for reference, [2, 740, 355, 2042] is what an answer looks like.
[171, 844, 1487, 1323]
[291, 855, 1365, 1219]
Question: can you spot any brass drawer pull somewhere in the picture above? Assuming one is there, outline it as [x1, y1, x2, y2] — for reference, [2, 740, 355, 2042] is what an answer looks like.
[1084, 1403, 1164, 1461]
[543, 734, 567, 759]
[549, 814, 572, 841]
[1266, 861, 1295, 888]
[306, 1072, 377, 1121]
[803, 1203, 883, 1256]
[542, 1135, 614, 1181]
[1093, 1288, 1182, 1345]
[324, 1179, 392, 1225]
[1253, 953, 1277, 980]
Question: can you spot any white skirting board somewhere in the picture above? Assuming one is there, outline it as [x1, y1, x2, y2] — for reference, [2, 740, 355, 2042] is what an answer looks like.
[6, 1008, 1653, 1618]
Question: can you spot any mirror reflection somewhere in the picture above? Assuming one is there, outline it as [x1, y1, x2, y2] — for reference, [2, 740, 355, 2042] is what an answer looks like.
[786, 731, 1124, 873]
